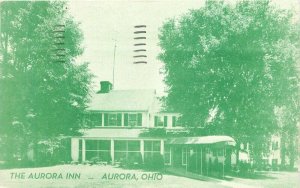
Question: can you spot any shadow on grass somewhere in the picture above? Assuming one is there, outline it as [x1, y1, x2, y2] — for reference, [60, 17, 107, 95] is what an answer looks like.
[0, 161, 68, 170]
[228, 171, 277, 180]
[163, 167, 224, 182]
[164, 167, 278, 182]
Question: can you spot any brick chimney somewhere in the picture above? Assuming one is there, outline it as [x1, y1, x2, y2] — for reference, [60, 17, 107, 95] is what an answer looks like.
[98, 81, 113, 93]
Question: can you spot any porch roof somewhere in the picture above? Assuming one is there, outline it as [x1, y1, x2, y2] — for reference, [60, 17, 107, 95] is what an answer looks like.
[79, 128, 145, 139]
[166, 135, 236, 146]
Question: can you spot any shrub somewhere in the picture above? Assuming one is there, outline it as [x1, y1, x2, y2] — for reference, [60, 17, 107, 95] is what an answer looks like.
[120, 153, 143, 169]
[144, 153, 164, 171]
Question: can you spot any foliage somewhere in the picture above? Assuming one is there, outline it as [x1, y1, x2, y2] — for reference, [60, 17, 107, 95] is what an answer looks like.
[120, 153, 143, 169]
[159, 0, 300, 164]
[144, 153, 164, 171]
[35, 136, 70, 166]
[0, 1, 93, 162]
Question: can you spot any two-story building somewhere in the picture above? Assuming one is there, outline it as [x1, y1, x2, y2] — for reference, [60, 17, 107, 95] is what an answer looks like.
[70, 81, 236, 176]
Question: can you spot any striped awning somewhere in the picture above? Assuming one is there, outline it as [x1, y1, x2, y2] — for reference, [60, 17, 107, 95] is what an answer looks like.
[166, 135, 236, 146]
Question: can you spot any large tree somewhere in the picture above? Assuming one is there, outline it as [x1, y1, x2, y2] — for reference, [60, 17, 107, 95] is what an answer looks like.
[159, 0, 300, 166]
[0, 1, 92, 162]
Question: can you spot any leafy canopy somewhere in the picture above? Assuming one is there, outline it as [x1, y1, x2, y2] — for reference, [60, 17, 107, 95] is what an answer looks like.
[0, 1, 93, 139]
[159, 0, 300, 144]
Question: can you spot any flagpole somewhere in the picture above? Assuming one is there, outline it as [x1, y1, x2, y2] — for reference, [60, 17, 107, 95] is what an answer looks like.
[112, 41, 117, 88]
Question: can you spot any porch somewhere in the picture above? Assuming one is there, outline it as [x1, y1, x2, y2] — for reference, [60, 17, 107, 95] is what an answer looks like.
[71, 128, 164, 165]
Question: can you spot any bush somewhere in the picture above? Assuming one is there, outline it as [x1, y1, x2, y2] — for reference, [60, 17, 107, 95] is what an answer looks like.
[35, 137, 70, 166]
[144, 153, 164, 171]
[120, 153, 143, 169]
[89, 157, 100, 165]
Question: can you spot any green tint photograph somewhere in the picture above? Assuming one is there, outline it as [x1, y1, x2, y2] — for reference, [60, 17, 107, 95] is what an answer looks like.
[0, 0, 299, 187]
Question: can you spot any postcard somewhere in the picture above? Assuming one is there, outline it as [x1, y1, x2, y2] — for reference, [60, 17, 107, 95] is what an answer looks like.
[0, 0, 300, 187]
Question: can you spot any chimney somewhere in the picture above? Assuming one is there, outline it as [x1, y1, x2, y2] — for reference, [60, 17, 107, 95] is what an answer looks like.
[98, 81, 113, 93]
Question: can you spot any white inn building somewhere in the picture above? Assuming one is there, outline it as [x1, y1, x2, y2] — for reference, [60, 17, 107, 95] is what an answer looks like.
[70, 81, 240, 176]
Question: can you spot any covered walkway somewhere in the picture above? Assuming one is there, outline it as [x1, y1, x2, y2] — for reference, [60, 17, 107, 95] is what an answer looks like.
[166, 135, 236, 178]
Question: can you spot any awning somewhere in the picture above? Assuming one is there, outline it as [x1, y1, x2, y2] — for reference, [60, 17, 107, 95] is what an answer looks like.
[166, 135, 236, 146]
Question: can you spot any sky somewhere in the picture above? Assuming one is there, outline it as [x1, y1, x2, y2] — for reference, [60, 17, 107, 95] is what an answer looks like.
[67, 0, 300, 96]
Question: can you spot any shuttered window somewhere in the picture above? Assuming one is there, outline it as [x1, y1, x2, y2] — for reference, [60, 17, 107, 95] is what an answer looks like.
[125, 113, 142, 127]
[104, 113, 121, 126]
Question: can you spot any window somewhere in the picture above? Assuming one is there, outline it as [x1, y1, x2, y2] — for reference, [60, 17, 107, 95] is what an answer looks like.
[154, 116, 167, 127]
[129, 114, 137, 126]
[262, 159, 268, 165]
[128, 141, 140, 151]
[217, 149, 224, 156]
[272, 142, 279, 150]
[144, 141, 160, 152]
[272, 159, 278, 166]
[104, 113, 121, 126]
[85, 140, 111, 162]
[124, 113, 142, 127]
[164, 145, 171, 165]
[182, 147, 187, 165]
[144, 141, 161, 164]
[84, 113, 102, 127]
[114, 141, 127, 151]
[212, 150, 217, 157]
[172, 116, 183, 127]
[114, 140, 141, 163]
[86, 140, 98, 150]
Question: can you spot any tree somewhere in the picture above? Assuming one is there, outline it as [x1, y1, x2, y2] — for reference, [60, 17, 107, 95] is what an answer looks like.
[159, 0, 300, 166]
[0, 1, 93, 163]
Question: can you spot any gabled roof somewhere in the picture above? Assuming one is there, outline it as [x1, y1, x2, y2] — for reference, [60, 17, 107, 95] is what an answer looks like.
[87, 89, 156, 111]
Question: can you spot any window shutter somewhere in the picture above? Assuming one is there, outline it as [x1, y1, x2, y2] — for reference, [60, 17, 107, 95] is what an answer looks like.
[117, 113, 122, 126]
[172, 116, 176, 127]
[164, 116, 168, 127]
[104, 113, 108, 126]
[124, 113, 128, 126]
[97, 113, 102, 126]
[137, 113, 142, 126]
[154, 116, 158, 127]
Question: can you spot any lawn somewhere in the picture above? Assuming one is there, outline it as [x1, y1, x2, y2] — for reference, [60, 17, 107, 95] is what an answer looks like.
[0, 165, 299, 188]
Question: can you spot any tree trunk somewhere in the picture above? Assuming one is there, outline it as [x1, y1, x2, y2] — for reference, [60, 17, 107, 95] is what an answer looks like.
[280, 133, 286, 167]
[289, 136, 295, 168]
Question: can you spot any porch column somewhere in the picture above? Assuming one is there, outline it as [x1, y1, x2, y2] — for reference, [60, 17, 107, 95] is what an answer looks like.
[160, 140, 164, 155]
[185, 147, 188, 172]
[82, 139, 86, 161]
[200, 147, 203, 175]
[223, 147, 225, 179]
[140, 140, 144, 162]
[196, 148, 198, 173]
[71, 138, 79, 161]
[111, 139, 115, 164]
